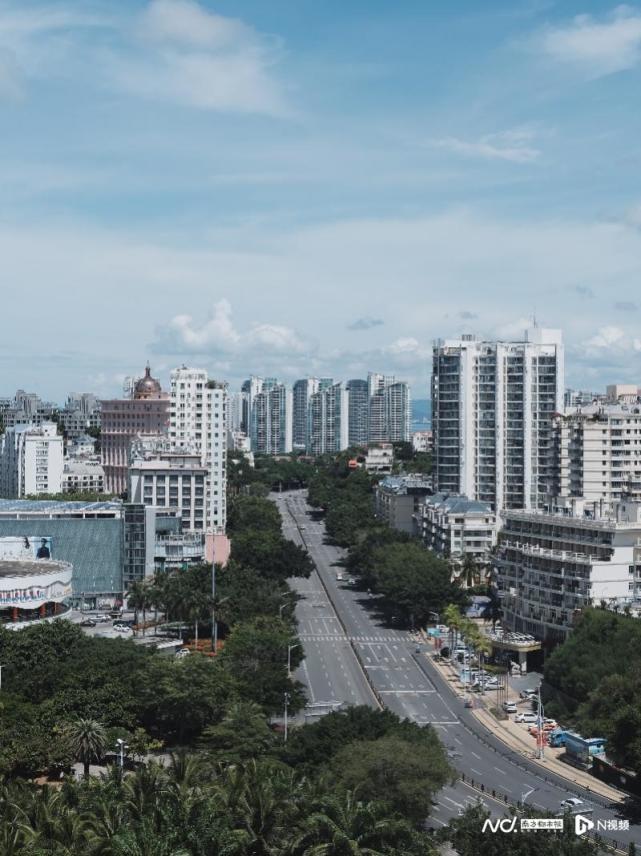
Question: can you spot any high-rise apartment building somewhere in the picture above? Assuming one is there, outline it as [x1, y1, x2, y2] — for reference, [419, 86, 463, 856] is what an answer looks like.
[0, 422, 64, 497]
[250, 382, 293, 455]
[552, 404, 641, 507]
[346, 379, 368, 446]
[432, 328, 564, 511]
[293, 378, 319, 450]
[306, 382, 349, 455]
[367, 373, 411, 444]
[101, 366, 169, 495]
[169, 366, 228, 533]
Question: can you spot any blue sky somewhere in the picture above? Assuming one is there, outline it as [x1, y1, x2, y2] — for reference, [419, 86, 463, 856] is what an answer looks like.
[1, 0, 641, 400]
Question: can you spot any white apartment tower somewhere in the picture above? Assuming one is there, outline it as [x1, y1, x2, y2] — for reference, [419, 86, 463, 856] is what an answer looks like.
[432, 328, 564, 511]
[169, 367, 228, 533]
[293, 378, 319, 450]
[0, 422, 64, 497]
[553, 404, 641, 507]
[367, 373, 411, 444]
[250, 382, 293, 455]
[306, 382, 349, 455]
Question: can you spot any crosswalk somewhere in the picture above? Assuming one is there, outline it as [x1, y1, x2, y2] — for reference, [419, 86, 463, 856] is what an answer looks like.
[299, 633, 410, 643]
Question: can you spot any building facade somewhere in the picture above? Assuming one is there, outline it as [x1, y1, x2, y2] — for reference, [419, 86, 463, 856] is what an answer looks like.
[432, 328, 564, 511]
[62, 460, 105, 494]
[367, 373, 411, 444]
[129, 442, 208, 532]
[169, 366, 228, 533]
[101, 366, 169, 495]
[0, 423, 64, 497]
[374, 474, 432, 534]
[496, 498, 640, 643]
[293, 378, 319, 450]
[250, 382, 293, 455]
[553, 404, 641, 507]
[416, 492, 497, 562]
[0, 558, 73, 629]
[346, 379, 369, 446]
[306, 382, 349, 455]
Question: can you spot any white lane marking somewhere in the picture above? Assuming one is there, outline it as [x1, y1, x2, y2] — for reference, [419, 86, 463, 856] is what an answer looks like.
[471, 768, 483, 777]
[493, 766, 506, 775]
[442, 795, 465, 809]
[471, 751, 481, 760]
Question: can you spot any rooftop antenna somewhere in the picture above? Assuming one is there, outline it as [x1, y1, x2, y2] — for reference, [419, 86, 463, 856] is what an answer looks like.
[532, 309, 538, 328]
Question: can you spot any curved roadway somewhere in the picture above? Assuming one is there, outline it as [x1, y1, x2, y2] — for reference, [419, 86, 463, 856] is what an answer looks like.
[275, 489, 640, 848]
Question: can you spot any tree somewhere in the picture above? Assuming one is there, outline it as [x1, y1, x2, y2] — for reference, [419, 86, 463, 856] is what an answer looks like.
[199, 701, 275, 764]
[293, 790, 431, 856]
[330, 734, 451, 825]
[220, 617, 305, 714]
[66, 717, 107, 780]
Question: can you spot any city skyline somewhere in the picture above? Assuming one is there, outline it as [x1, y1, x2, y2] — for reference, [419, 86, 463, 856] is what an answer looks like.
[1, 1, 641, 397]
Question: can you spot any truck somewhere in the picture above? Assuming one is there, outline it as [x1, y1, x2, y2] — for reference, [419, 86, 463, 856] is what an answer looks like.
[562, 731, 607, 765]
[547, 729, 570, 748]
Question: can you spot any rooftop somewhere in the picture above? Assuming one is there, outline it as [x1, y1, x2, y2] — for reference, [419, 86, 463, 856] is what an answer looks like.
[424, 492, 494, 515]
[378, 474, 432, 494]
[0, 559, 72, 578]
[0, 499, 123, 515]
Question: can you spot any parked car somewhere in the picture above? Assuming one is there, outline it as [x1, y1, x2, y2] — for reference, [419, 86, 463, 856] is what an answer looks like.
[520, 688, 538, 699]
[515, 712, 538, 723]
[114, 624, 132, 634]
[502, 702, 517, 713]
[175, 648, 190, 658]
[560, 798, 583, 810]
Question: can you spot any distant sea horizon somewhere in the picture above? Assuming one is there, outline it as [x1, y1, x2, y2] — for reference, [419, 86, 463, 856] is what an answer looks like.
[411, 398, 431, 432]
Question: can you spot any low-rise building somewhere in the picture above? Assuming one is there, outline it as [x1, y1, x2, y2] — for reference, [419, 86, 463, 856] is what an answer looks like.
[417, 492, 497, 562]
[374, 474, 432, 534]
[0, 558, 73, 629]
[496, 497, 641, 645]
[411, 430, 433, 454]
[364, 443, 394, 473]
[62, 460, 105, 494]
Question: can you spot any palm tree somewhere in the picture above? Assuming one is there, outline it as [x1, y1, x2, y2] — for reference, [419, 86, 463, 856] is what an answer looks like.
[462, 554, 477, 589]
[66, 717, 108, 780]
[443, 603, 462, 654]
[128, 580, 153, 635]
[293, 791, 415, 856]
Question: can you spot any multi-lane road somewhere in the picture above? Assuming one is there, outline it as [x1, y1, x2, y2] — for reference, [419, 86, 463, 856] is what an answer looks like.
[275, 490, 640, 846]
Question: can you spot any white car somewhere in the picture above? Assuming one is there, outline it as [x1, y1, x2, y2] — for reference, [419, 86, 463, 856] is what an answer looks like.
[515, 712, 538, 723]
[503, 702, 517, 713]
[114, 624, 132, 634]
[560, 798, 583, 809]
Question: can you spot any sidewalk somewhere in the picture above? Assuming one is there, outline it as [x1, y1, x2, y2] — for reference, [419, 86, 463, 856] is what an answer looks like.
[422, 642, 626, 805]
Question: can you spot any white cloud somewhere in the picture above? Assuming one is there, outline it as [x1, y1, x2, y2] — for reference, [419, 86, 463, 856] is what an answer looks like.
[155, 299, 306, 357]
[537, 6, 641, 76]
[113, 0, 289, 115]
[432, 129, 541, 164]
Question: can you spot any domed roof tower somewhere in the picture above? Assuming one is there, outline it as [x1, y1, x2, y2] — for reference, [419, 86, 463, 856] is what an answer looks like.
[134, 364, 162, 399]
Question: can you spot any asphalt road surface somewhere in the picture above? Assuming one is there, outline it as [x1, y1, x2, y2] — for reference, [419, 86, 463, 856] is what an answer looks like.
[274, 490, 641, 846]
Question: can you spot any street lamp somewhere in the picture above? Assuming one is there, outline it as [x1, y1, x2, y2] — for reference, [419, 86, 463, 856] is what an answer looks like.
[115, 738, 128, 773]
[287, 643, 300, 678]
[283, 692, 290, 743]
[0, 664, 3, 692]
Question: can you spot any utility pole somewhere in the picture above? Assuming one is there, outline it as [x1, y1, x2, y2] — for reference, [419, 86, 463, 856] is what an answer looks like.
[283, 692, 290, 742]
[211, 541, 217, 654]
[537, 685, 545, 760]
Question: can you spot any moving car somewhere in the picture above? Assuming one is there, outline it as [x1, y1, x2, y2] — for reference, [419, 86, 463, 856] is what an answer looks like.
[502, 702, 517, 713]
[520, 688, 538, 699]
[560, 798, 584, 809]
[79, 618, 96, 627]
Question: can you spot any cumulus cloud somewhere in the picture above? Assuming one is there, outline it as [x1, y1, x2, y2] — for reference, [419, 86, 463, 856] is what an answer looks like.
[580, 325, 641, 354]
[537, 6, 641, 77]
[112, 0, 289, 114]
[154, 299, 306, 357]
[348, 316, 384, 331]
[432, 129, 541, 164]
